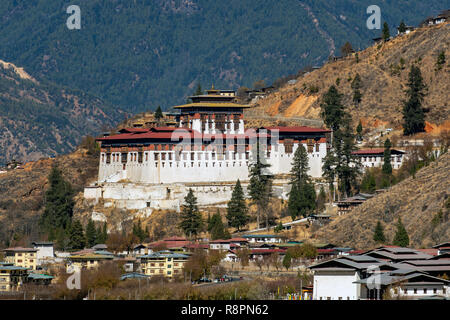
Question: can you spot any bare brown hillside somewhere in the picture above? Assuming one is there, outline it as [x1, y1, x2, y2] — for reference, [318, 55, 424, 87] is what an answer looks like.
[248, 22, 450, 131]
[313, 152, 450, 249]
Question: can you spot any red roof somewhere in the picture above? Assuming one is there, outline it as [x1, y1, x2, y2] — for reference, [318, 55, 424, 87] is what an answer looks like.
[317, 249, 336, 253]
[416, 249, 439, 256]
[250, 249, 286, 254]
[352, 148, 405, 155]
[118, 128, 150, 133]
[164, 236, 187, 242]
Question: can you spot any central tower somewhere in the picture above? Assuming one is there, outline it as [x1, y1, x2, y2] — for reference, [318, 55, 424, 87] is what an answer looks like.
[173, 85, 250, 134]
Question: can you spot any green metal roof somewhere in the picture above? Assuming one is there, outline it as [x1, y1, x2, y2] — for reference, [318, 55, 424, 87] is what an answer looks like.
[28, 273, 54, 280]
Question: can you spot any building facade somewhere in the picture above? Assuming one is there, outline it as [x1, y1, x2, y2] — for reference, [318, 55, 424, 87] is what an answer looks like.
[95, 88, 331, 185]
[3, 247, 38, 270]
[352, 148, 405, 170]
[139, 251, 189, 278]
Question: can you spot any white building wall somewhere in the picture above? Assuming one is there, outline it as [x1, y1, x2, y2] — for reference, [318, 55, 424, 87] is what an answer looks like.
[97, 141, 327, 184]
[313, 271, 361, 300]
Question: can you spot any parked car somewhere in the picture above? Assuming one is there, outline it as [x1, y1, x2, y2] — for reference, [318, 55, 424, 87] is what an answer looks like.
[198, 277, 212, 283]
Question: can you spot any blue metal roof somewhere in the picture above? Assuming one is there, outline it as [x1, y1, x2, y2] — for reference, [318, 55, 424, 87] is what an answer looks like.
[120, 273, 150, 280]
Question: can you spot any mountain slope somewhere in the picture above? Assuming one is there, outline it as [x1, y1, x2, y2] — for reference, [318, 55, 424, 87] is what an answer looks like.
[0, 61, 122, 165]
[313, 152, 450, 249]
[0, 1, 447, 112]
[249, 22, 450, 129]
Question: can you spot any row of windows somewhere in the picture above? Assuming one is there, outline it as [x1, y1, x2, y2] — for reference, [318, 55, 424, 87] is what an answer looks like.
[361, 156, 402, 162]
[103, 151, 252, 164]
[395, 288, 446, 294]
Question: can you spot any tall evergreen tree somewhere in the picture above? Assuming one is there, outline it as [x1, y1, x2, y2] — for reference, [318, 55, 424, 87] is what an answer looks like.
[40, 166, 75, 238]
[194, 83, 203, 96]
[360, 170, 377, 193]
[208, 210, 229, 240]
[68, 220, 85, 250]
[179, 189, 203, 238]
[402, 65, 426, 135]
[356, 120, 363, 141]
[320, 85, 345, 131]
[154, 106, 163, 121]
[398, 21, 406, 33]
[248, 139, 273, 229]
[133, 219, 147, 242]
[382, 22, 390, 41]
[288, 145, 316, 219]
[373, 221, 386, 243]
[382, 138, 393, 175]
[85, 219, 97, 248]
[393, 218, 409, 247]
[226, 179, 249, 231]
[351, 74, 362, 105]
[316, 185, 327, 213]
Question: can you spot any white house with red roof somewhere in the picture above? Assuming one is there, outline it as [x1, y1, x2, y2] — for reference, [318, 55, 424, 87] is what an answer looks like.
[352, 148, 405, 170]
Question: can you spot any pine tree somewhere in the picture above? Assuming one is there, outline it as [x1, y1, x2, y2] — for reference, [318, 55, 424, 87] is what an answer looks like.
[226, 179, 249, 231]
[341, 41, 354, 57]
[402, 65, 426, 135]
[68, 220, 85, 250]
[373, 221, 386, 243]
[382, 22, 390, 41]
[209, 210, 228, 240]
[40, 166, 75, 238]
[248, 140, 273, 229]
[382, 138, 393, 175]
[282, 252, 292, 270]
[320, 85, 345, 131]
[436, 51, 445, 70]
[393, 218, 409, 247]
[179, 189, 203, 238]
[194, 83, 203, 96]
[154, 106, 163, 121]
[398, 21, 406, 33]
[361, 170, 377, 193]
[351, 74, 362, 105]
[85, 219, 97, 248]
[356, 120, 363, 141]
[288, 144, 316, 219]
[133, 219, 147, 242]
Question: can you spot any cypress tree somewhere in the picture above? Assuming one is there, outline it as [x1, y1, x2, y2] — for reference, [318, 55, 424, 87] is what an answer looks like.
[68, 220, 85, 250]
[393, 218, 409, 247]
[351, 74, 362, 105]
[288, 145, 316, 219]
[320, 85, 345, 131]
[402, 65, 426, 135]
[382, 138, 393, 176]
[248, 140, 273, 228]
[194, 83, 203, 96]
[282, 252, 292, 270]
[398, 21, 406, 33]
[316, 185, 327, 213]
[40, 166, 75, 237]
[179, 189, 203, 238]
[85, 219, 97, 248]
[373, 221, 386, 243]
[356, 120, 363, 141]
[226, 179, 249, 231]
[382, 22, 390, 41]
[209, 210, 228, 240]
[154, 106, 163, 120]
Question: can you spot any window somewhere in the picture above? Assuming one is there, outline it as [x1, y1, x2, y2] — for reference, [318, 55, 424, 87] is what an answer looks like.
[167, 265, 172, 268]
[423, 288, 427, 294]
[159, 263, 164, 267]
[433, 288, 437, 294]
[413, 289, 417, 294]
[150, 263, 155, 267]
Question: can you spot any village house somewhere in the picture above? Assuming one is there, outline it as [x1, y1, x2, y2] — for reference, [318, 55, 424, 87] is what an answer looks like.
[32, 241, 54, 266]
[0, 262, 28, 292]
[336, 193, 374, 215]
[309, 246, 450, 300]
[66, 253, 114, 272]
[3, 247, 38, 270]
[433, 242, 450, 256]
[352, 148, 405, 170]
[242, 234, 284, 244]
[139, 251, 189, 278]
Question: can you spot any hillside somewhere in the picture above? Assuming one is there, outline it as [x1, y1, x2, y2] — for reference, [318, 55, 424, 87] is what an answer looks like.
[0, 148, 99, 247]
[0, 1, 447, 112]
[0, 60, 122, 165]
[249, 22, 450, 131]
[313, 152, 450, 249]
